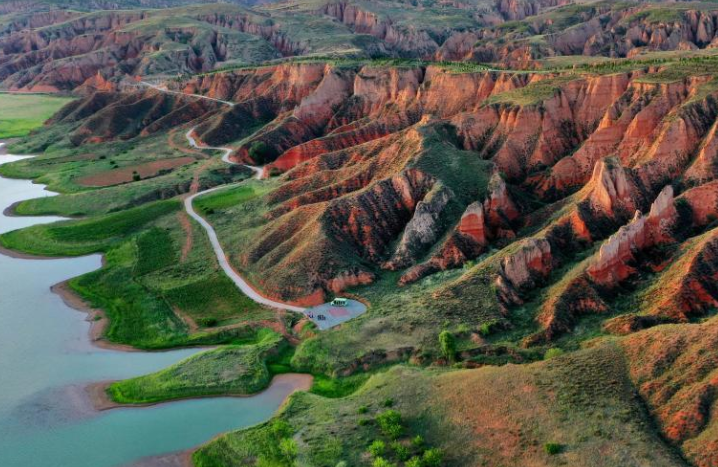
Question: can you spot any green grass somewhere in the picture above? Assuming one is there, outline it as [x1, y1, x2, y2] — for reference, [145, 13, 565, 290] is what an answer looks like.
[134, 227, 177, 275]
[0, 200, 180, 256]
[310, 373, 371, 398]
[485, 76, 579, 107]
[107, 329, 284, 404]
[163, 274, 265, 325]
[0, 94, 74, 139]
[194, 184, 271, 213]
[1, 196, 270, 347]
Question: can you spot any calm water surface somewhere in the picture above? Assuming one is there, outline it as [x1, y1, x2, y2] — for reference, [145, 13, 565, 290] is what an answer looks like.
[0, 148, 294, 467]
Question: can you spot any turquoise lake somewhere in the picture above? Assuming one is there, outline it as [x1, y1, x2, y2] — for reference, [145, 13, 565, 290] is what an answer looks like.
[0, 150, 296, 467]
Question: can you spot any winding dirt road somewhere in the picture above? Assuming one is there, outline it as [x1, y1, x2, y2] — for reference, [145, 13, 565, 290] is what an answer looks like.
[183, 128, 306, 313]
[140, 80, 307, 312]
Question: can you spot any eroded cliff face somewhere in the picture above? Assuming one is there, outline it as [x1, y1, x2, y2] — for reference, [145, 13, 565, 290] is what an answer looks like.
[56, 60, 718, 319]
[440, 5, 718, 67]
[54, 89, 221, 144]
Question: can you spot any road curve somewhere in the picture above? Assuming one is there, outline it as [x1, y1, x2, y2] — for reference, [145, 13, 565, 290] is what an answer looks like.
[184, 128, 305, 313]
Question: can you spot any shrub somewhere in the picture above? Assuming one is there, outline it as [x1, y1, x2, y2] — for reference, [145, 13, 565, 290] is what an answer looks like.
[422, 448, 444, 467]
[411, 435, 425, 448]
[369, 440, 386, 457]
[358, 418, 371, 426]
[279, 438, 298, 463]
[382, 398, 394, 407]
[391, 441, 410, 461]
[405, 457, 422, 467]
[376, 410, 403, 439]
[544, 348, 565, 360]
[271, 420, 293, 439]
[358, 405, 369, 414]
[544, 442, 562, 455]
[372, 457, 396, 467]
[439, 330, 456, 361]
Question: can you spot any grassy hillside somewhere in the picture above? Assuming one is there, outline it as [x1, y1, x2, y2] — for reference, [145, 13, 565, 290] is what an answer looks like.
[195, 344, 687, 467]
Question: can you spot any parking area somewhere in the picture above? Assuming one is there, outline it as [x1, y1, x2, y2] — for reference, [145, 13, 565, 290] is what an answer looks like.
[304, 299, 367, 330]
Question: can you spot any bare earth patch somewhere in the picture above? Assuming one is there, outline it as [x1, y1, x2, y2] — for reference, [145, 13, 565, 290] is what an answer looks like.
[76, 157, 195, 187]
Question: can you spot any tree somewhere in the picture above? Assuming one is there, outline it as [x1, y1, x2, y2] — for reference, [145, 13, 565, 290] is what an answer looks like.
[439, 330, 456, 362]
[391, 441, 409, 461]
[422, 448, 444, 467]
[248, 140, 273, 163]
[271, 420, 293, 439]
[544, 442, 562, 455]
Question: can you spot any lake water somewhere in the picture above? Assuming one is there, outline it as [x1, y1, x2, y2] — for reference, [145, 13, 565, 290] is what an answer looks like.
[0, 147, 299, 467]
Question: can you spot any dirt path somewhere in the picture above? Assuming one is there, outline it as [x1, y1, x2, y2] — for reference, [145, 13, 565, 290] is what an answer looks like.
[138, 82, 236, 107]
[177, 211, 194, 263]
[182, 129, 304, 312]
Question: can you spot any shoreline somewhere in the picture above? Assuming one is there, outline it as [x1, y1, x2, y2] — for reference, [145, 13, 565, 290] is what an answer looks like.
[87, 373, 314, 411]
[0, 243, 65, 260]
[126, 450, 193, 467]
[3, 200, 21, 217]
[50, 280, 145, 353]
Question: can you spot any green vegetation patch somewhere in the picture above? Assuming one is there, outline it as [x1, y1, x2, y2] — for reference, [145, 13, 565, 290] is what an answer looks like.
[0, 94, 74, 139]
[194, 183, 271, 214]
[485, 76, 580, 107]
[107, 329, 285, 404]
[0, 200, 179, 256]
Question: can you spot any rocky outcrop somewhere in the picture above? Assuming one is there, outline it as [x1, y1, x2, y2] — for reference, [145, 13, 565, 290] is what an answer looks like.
[587, 185, 678, 286]
[384, 184, 453, 270]
[586, 157, 639, 216]
[494, 238, 553, 308]
[442, 5, 718, 66]
[398, 170, 519, 285]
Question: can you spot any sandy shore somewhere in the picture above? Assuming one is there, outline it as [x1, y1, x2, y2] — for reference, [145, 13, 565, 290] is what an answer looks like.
[87, 373, 314, 411]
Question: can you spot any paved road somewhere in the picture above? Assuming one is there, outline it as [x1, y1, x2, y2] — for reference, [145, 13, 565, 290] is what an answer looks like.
[183, 129, 304, 312]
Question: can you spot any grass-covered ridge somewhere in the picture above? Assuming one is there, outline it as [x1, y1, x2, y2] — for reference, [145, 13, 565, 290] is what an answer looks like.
[107, 329, 286, 404]
[0, 200, 180, 256]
